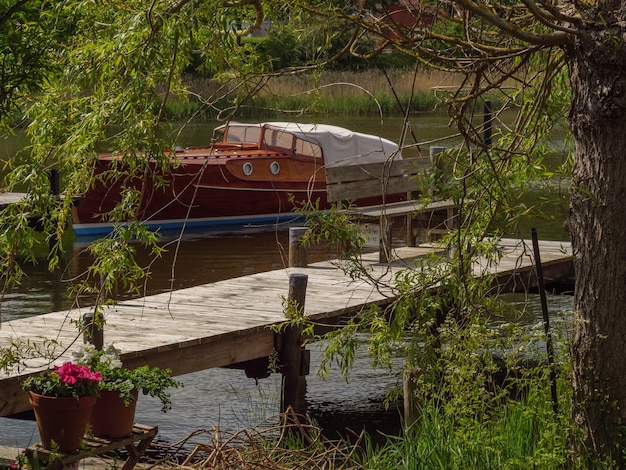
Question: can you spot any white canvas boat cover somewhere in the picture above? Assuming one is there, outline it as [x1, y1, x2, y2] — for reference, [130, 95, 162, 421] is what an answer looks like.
[218, 122, 402, 167]
[263, 122, 402, 167]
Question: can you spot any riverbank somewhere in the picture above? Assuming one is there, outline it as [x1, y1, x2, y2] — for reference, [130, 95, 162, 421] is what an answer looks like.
[0, 414, 379, 469]
[164, 69, 476, 120]
[0, 446, 135, 470]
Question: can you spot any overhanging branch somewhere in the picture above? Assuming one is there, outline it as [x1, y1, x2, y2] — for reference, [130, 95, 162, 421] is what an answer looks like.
[452, 0, 572, 46]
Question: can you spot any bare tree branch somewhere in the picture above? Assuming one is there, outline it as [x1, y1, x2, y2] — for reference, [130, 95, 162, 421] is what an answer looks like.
[518, 0, 583, 34]
[452, 0, 573, 46]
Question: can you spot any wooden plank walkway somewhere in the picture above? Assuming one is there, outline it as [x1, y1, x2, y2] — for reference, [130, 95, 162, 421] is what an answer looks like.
[0, 192, 27, 211]
[0, 238, 573, 417]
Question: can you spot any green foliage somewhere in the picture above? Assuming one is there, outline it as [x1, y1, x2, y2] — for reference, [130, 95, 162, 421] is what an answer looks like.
[69, 224, 165, 318]
[288, 42, 574, 460]
[356, 382, 572, 469]
[256, 29, 305, 71]
[0, 338, 60, 375]
[299, 202, 367, 260]
[1, 0, 194, 299]
[316, 323, 361, 380]
[72, 343, 182, 411]
[276, 296, 316, 341]
[342, 303, 583, 468]
[0, 0, 67, 124]
[122, 364, 182, 412]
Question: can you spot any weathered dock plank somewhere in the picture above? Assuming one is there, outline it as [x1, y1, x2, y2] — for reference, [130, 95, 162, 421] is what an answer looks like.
[0, 238, 573, 417]
[0, 192, 28, 210]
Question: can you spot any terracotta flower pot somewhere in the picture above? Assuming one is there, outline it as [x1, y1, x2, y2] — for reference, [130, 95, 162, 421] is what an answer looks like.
[28, 391, 97, 452]
[90, 389, 138, 438]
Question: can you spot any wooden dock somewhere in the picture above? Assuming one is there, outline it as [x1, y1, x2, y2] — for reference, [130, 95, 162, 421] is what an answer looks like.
[0, 192, 27, 211]
[0, 238, 573, 417]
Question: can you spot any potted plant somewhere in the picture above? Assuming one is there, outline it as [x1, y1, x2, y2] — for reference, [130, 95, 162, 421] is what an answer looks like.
[21, 362, 102, 452]
[71, 343, 182, 437]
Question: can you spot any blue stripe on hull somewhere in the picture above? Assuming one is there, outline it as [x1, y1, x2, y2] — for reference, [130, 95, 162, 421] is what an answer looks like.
[72, 213, 305, 238]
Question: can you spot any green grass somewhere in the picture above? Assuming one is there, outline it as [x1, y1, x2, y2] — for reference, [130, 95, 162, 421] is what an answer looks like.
[354, 386, 572, 469]
[161, 69, 498, 119]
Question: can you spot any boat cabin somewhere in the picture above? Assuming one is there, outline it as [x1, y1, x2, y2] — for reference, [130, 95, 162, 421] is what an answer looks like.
[212, 122, 401, 167]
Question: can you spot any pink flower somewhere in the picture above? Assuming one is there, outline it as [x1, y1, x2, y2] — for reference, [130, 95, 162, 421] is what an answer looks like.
[64, 375, 78, 384]
[24, 361, 102, 398]
[54, 362, 102, 385]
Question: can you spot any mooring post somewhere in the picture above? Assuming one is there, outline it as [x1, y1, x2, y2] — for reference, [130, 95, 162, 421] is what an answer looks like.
[48, 169, 60, 197]
[531, 228, 558, 414]
[379, 216, 393, 263]
[82, 312, 104, 350]
[288, 227, 308, 268]
[280, 273, 308, 415]
[407, 214, 416, 248]
[403, 367, 421, 430]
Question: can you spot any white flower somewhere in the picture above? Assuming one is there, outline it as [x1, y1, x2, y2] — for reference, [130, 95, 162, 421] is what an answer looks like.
[71, 344, 97, 364]
[97, 354, 119, 369]
[87, 343, 121, 370]
[72, 342, 123, 370]
[102, 343, 121, 359]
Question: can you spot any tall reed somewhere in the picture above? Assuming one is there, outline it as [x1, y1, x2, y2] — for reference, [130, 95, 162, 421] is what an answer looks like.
[356, 386, 572, 469]
[164, 69, 466, 119]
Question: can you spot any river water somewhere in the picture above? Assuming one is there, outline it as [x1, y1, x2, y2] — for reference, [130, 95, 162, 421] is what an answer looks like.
[0, 114, 573, 450]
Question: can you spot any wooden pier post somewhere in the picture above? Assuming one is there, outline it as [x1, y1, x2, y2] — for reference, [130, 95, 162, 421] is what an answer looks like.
[82, 312, 104, 350]
[48, 169, 60, 197]
[288, 227, 308, 268]
[280, 273, 308, 415]
[403, 367, 421, 429]
[379, 216, 393, 263]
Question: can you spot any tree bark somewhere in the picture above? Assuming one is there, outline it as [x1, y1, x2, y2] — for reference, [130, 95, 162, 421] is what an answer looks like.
[565, 25, 626, 463]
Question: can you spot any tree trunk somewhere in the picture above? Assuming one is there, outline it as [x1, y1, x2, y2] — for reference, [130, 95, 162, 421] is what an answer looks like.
[565, 27, 626, 463]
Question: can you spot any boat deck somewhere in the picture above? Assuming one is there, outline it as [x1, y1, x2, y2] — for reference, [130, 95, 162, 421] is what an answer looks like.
[0, 238, 573, 417]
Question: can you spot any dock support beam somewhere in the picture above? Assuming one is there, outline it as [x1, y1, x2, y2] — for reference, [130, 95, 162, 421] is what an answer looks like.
[280, 273, 308, 415]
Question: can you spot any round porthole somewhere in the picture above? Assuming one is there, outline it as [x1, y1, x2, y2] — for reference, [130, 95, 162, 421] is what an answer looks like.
[242, 162, 253, 176]
[270, 161, 280, 175]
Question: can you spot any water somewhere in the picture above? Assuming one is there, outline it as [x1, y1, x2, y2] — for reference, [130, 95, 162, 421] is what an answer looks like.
[0, 115, 572, 450]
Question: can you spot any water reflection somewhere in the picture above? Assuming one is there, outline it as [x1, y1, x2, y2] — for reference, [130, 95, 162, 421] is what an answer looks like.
[0, 227, 335, 322]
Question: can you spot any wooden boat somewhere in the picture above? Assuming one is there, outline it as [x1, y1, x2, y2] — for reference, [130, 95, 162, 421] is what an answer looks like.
[71, 122, 403, 237]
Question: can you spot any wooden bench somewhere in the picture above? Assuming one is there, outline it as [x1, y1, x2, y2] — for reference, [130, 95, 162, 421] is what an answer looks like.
[325, 156, 459, 262]
[25, 423, 157, 470]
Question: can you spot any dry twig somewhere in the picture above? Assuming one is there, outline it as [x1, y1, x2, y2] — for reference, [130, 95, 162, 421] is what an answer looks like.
[144, 408, 368, 469]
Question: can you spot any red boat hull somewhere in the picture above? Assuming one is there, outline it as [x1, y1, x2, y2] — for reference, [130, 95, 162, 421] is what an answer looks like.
[72, 122, 405, 237]
[73, 149, 330, 236]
